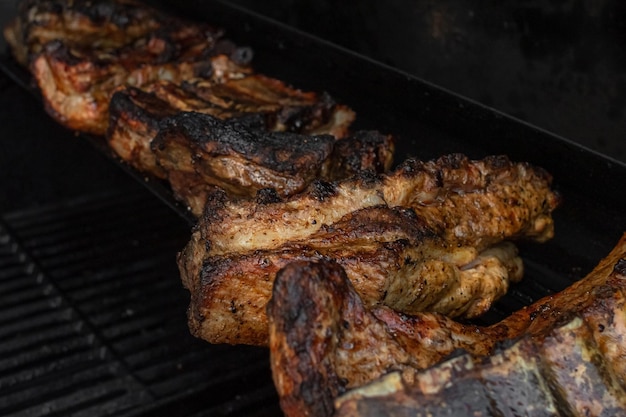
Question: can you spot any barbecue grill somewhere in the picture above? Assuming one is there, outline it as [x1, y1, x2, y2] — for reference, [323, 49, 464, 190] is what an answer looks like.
[1, 1, 626, 416]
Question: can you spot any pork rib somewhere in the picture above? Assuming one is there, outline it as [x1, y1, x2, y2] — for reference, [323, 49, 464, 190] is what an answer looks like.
[30, 26, 247, 134]
[107, 75, 356, 179]
[4, 0, 167, 66]
[190, 154, 558, 258]
[5, 0, 253, 134]
[267, 234, 626, 417]
[334, 303, 626, 417]
[179, 154, 559, 345]
[335, 269, 626, 416]
[152, 112, 392, 216]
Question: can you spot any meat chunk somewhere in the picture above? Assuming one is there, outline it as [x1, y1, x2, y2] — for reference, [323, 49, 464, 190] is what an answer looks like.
[107, 75, 356, 179]
[268, 234, 626, 417]
[176, 76, 356, 138]
[268, 260, 419, 417]
[5, 0, 252, 134]
[4, 0, 166, 66]
[179, 154, 559, 345]
[188, 214, 522, 345]
[152, 112, 392, 215]
[335, 307, 626, 417]
[334, 290, 626, 416]
[31, 26, 247, 134]
[191, 154, 558, 258]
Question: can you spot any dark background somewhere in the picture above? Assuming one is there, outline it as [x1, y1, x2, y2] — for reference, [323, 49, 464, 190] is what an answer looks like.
[223, 0, 626, 163]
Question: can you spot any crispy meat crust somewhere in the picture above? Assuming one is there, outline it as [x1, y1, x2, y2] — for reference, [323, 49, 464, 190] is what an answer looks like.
[184, 76, 356, 138]
[187, 212, 522, 345]
[268, 235, 626, 417]
[179, 154, 559, 345]
[5, 0, 259, 134]
[29, 24, 235, 134]
[194, 154, 558, 258]
[4, 0, 166, 66]
[152, 112, 392, 210]
[154, 112, 337, 196]
[107, 76, 357, 181]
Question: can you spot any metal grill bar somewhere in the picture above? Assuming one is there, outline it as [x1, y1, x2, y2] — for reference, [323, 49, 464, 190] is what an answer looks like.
[0, 190, 278, 417]
[0, 215, 152, 417]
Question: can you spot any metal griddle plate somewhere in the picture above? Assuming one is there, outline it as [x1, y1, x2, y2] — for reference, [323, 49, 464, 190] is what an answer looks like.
[1, 0, 626, 415]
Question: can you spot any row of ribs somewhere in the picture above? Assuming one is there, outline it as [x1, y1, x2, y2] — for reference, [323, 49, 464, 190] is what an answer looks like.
[6, 1, 622, 417]
[179, 154, 559, 345]
[4, 0, 392, 216]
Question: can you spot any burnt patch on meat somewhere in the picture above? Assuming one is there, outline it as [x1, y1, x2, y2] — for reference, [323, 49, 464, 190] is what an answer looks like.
[256, 188, 283, 205]
[151, 112, 392, 216]
[158, 112, 337, 173]
[309, 180, 338, 201]
[107, 74, 359, 185]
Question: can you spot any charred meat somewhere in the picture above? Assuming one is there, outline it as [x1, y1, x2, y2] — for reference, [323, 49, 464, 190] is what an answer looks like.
[186, 213, 522, 345]
[29, 26, 247, 134]
[151, 112, 392, 216]
[269, 234, 626, 417]
[179, 154, 559, 345]
[4, 0, 168, 66]
[5, 0, 253, 134]
[173, 76, 356, 138]
[190, 154, 558, 258]
[107, 75, 356, 179]
[335, 300, 626, 417]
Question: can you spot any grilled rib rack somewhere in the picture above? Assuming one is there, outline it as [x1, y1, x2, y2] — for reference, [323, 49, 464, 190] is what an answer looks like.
[1, 1, 626, 415]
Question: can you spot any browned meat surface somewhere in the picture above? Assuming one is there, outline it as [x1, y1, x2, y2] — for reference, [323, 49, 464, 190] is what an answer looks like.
[180, 76, 356, 138]
[187, 214, 522, 345]
[155, 112, 337, 204]
[268, 261, 421, 417]
[192, 154, 557, 258]
[151, 112, 392, 215]
[4, 0, 166, 66]
[107, 75, 356, 179]
[4, 0, 254, 134]
[179, 154, 559, 345]
[335, 277, 626, 416]
[267, 234, 626, 417]
[373, 234, 626, 374]
[335, 304, 626, 417]
[30, 26, 245, 134]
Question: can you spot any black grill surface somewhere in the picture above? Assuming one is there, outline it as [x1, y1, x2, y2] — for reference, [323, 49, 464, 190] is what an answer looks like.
[0, 190, 279, 417]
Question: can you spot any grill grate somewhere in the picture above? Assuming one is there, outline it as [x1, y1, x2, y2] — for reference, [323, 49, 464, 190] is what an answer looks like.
[0, 189, 280, 417]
